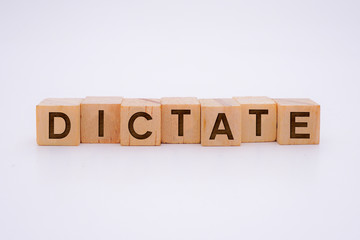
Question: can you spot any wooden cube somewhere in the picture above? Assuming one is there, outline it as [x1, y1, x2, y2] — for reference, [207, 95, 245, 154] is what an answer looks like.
[36, 98, 83, 146]
[275, 98, 320, 145]
[120, 98, 161, 146]
[233, 96, 276, 142]
[80, 97, 123, 143]
[200, 99, 241, 146]
[161, 97, 200, 144]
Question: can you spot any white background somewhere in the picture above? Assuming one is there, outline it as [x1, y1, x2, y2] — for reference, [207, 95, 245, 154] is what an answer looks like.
[1, 0, 360, 239]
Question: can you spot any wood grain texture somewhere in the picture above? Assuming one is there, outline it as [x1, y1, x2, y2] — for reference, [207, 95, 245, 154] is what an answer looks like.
[161, 97, 200, 144]
[120, 98, 161, 146]
[36, 98, 83, 146]
[200, 99, 241, 146]
[80, 97, 123, 143]
[275, 98, 320, 145]
[234, 96, 276, 142]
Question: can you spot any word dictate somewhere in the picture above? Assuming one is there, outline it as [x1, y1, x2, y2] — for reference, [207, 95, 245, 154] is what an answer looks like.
[36, 97, 320, 146]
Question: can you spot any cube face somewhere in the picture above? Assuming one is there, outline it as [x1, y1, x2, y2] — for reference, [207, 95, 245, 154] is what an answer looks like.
[275, 98, 320, 145]
[200, 99, 241, 146]
[80, 97, 123, 143]
[234, 96, 276, 142]
[161, 97, 200, 144]
[36, 98, 82, 146]
[120, 99, 161, 146]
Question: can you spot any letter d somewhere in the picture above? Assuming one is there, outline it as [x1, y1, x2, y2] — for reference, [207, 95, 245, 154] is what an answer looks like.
[49, 112, 71, 139]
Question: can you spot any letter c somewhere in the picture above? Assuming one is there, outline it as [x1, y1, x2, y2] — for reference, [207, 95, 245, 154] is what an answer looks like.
[128, 112, 152, 139]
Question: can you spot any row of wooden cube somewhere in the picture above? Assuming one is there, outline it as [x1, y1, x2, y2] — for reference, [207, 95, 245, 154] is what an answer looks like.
[36, 97, 320, 146]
